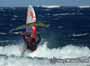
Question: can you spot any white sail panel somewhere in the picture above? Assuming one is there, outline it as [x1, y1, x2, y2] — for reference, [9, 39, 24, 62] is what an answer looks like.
[26, 5, 36, 24]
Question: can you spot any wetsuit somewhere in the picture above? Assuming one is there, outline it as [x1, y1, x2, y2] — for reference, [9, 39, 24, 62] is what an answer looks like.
[22, 33, 40, 51]
[22, 23, 41, 51]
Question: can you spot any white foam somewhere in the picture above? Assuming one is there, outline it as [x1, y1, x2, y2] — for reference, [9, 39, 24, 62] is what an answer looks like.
[0, 41, 90, 59]
[41, 5, 60, 8]
[72, 33, 88, 37]
[79, 6, 90, 8]
[0, 44, 25, 56]
[41, 5, 90, 9]
[25, 42, 90, 59]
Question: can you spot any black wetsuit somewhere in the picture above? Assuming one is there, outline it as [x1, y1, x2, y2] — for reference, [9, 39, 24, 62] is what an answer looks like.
[22, 33, 41, 51]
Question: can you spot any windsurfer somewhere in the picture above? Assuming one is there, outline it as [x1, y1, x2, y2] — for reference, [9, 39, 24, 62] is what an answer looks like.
[21, 23, 41, 51]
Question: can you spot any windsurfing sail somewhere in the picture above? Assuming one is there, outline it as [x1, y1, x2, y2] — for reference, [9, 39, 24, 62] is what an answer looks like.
[26, 5, 36, 23]
[26, 5, 36, 32]
[9, 5, 49, 33]
[26, 5, 37, 39]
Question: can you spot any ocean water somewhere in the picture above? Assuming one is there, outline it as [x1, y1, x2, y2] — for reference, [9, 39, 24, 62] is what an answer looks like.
[0, 6, 90, 61]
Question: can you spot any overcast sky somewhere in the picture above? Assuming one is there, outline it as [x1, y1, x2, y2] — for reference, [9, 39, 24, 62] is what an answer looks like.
[0, 0, 90, 7]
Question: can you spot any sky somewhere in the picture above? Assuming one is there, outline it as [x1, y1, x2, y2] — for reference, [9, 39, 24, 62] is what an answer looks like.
[0, 0, 90, 7]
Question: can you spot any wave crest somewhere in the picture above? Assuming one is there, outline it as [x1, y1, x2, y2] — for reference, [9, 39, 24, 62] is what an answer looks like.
[0, 41, 90, 59]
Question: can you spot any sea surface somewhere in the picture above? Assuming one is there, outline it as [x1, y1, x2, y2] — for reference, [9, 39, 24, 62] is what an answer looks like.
[0, 6, 90, 59]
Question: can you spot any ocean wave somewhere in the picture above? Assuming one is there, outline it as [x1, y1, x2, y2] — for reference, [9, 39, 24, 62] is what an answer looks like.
[41, 5, 60, 8]
[0, 41, 90, 59]
[0, 45, 24, 56]
[40, 5, 90, 9]
[72, 33, 88, 37]
[53, 13, 83, 16]
[28, 42, 90, 59]
[79, 6, 90, 8]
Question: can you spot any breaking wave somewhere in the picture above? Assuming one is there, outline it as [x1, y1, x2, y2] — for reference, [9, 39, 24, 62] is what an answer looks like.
[27, 42, 90, 59]
[0, 41, 90, 59]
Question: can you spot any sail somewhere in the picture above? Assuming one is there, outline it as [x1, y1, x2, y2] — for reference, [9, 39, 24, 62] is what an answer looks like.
[9, 5, 48, 33]
[26, 5, 36, 23]
[26, 5, 36, 32]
